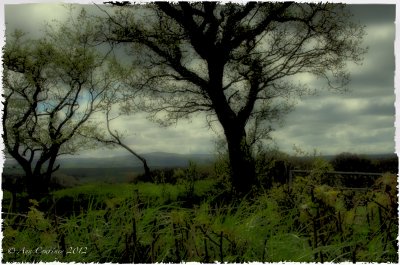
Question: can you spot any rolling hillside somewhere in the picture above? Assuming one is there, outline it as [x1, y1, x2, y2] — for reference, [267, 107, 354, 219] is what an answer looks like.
[57, 152, 215, 168]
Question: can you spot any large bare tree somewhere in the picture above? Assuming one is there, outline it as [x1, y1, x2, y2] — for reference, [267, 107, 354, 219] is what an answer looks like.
[99, 2, 366, 195]
[2, 10, 113, 198]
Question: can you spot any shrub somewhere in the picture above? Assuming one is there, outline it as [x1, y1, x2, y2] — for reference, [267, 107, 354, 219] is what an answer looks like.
[331, 152, 375, 172]
[50, 173, 81, 190]
[255, 149, 293, 188]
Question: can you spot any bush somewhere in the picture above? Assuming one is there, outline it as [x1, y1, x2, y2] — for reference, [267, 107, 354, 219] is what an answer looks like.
[331, 153, 375, 172]
[255, 149, 293, 188]
[265, 153, 399, 262]
[374, 156, 398, 174]
[50, 173, 81, 190]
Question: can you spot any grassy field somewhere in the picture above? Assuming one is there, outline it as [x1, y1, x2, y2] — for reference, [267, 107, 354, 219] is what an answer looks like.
[2, 168, 398, 263]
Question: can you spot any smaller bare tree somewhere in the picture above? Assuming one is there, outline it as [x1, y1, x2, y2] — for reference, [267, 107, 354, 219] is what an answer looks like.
[89, 88, 151, 179]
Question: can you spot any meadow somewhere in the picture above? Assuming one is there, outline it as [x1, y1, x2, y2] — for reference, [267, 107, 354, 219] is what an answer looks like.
[1, 155, 398, 263]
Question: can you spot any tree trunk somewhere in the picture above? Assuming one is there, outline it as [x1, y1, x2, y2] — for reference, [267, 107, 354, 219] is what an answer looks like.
[25, 173, 50, 200]
[117, 141, 151, 181]
[207, 55, 257, 196]
[26, 148, 59, 200]
[143, 160, 151, 180]
[225, 125, 256, 196]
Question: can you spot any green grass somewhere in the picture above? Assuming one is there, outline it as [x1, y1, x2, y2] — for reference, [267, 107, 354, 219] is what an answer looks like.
[2, 175, 398, 263]
[51, 179, 215, 206]
[53, 182, 134, 199]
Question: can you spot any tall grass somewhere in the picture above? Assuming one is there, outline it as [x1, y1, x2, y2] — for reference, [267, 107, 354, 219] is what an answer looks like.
[2, 173, 398, 263]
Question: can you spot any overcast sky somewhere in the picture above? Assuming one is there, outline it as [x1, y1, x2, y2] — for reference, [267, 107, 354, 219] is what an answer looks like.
[1, 1, 398, 157]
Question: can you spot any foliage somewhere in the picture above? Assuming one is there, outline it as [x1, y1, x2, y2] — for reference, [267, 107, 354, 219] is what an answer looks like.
[2, 9, 115, 198]
[332, 152, 398, 174]
[269, 169, 398, 262]
[50, 173, 81, 190]
[255, 147, 292, 188]
[332, 152, 375, 172]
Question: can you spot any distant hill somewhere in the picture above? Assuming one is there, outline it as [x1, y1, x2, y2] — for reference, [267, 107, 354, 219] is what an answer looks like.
[2, 152, 216, 169]
[3, 152, 397, 170]
[320, 153, 397, 161]
[2, 152, 396, 185]
[59, 152, 215, 168]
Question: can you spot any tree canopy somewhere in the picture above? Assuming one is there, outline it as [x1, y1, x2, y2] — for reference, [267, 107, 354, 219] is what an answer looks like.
[2, 3, 367, 197]
[97, 2, 366, 195]
[2, 10, 114, 198]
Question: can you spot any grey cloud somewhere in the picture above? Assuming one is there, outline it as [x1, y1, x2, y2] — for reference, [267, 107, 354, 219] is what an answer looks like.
[273, 88, 395, 155]
[285, 98, 394, 132]
[5, 4, 69, 37]
[346, 26, 395, 100]
[102, 113, 217, 154]
[291, 99, 374, 119]
[347, 5, 395, 26]
[2, 3, 395, 156]
[260, 4, 397, 155]
[350, 59, 394, 94]
[273, 123, 395, 155]
[360, 100, 395, 117]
